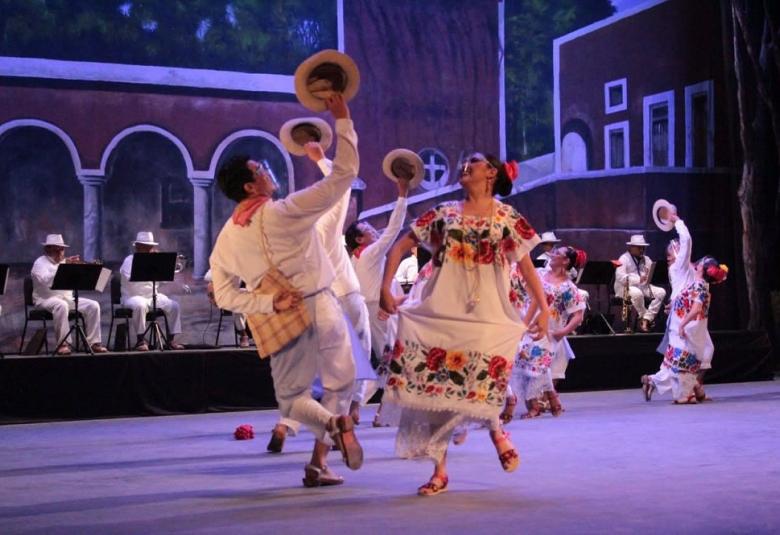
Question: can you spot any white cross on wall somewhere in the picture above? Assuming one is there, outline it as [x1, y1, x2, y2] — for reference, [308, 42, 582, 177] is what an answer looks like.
[424, 154, 446, 181]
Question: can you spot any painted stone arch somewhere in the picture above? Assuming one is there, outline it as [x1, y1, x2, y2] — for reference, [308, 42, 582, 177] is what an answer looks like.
[101, 126, 192, 262]
[0, 120, 83, 261]
[561, 118, 592, 172]
[208, 130, 293, 242]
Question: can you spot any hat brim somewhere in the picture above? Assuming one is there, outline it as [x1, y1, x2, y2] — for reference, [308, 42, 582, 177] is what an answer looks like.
[42, 242, 69, 247]
[279, 117, 334, 157]
[539, 239, 561, 244]
[626, 241, 650, 246]
[133, 241, 159, 246]
[294, 50, 360, 112]
[382, 149, 425, 190]
[652, 198, 676, 232]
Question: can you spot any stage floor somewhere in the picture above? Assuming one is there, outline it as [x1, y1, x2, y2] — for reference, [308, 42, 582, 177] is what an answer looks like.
[1, 382, 779, 534]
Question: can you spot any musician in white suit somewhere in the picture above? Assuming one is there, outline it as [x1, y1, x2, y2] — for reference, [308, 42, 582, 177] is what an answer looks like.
[614, 234, 666, 332]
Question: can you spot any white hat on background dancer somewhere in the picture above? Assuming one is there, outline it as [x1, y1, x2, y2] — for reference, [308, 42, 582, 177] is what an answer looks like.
[133, 231, 158, 246]
[41, 234, 69, 247]
[294, 49, 360, 112]
[382, 148, 425, 190]
[279, 117, 334, 156]
[626, 234, 650, 247]
[539, 231, 561, 244]
[652, 198, 677, 232]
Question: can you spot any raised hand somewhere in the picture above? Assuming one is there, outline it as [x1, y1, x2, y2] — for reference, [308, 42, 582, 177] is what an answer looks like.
[304, 141, 325, 163]
[325, 93, 349, 120]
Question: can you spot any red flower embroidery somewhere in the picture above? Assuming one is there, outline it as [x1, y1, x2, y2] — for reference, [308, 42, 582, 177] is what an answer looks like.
[466, 391, 477, 399]
[488, 355, 509, 379]
[387, 377, 397, 387]
[514, 216, 536, 239]
[478, 240, 495, 264]
[500, 237, 516, 253]
[392, 340, 404, 361]
[415, 210, 437, 228]
[426, 347, 447, 371]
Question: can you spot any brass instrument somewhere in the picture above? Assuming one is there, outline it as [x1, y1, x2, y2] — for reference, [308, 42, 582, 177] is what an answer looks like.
[621, 280, 631, 333]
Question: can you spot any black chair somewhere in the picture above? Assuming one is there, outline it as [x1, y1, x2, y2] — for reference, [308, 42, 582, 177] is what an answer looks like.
[215, 308, 239, 347]
[19, 276, 84, 354]
[107, 275, 170, 351]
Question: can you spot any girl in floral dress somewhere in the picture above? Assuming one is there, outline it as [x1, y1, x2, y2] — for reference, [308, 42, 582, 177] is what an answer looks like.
[512, 247, 586, 418]
[642, 213, 728, 403]
[379, 153, 550, 496]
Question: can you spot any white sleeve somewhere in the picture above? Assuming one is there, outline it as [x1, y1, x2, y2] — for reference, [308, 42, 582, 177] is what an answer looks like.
[211, 264, 274, 315]
[271, 119, 358, 228]
[362, 196, 408, 262]
[672, 219, 692, 271]
[30, 259, 53, 287]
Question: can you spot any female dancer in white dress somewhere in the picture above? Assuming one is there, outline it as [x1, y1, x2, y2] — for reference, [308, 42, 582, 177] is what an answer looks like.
[380, 154, 550, 496]
[642, 213, 728, 403]
[512, 246, 586, 417]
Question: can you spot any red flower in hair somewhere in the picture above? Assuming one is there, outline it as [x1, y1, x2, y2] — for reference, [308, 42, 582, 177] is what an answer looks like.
[504, 161, 519, 182]
[706, 264, 728, 284]
[575, 249, 588, 270]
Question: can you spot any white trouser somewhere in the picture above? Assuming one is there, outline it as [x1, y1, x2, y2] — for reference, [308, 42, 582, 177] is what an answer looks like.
[123, 294, 182, 338]
[270, 290, 355, 442]
[341, 292, 378, 404]
[233, 312, 246, 333]
[628, 285, 666, 321]
[36, 296, 102, 347]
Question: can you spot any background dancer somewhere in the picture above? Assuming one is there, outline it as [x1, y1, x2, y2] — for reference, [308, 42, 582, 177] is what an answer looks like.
[642, 213, 728, 404]
[379, 153, 549, 496]
[209, 95, 363, 488]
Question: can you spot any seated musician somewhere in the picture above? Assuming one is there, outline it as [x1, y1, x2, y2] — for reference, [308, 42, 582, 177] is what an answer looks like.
[119, 231, 184, 351]
[614, 234, 666, 332]
[31, 234, 108, 354]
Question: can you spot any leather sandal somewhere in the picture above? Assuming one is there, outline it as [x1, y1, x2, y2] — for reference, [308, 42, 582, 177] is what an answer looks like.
[302, 464, 344, 488]
[134, 341, 149, 352]
[266, 425, 287, 453]
[674, 394, 698, 405]
[56, 345, 72, 356]
[693, 384, 711, 402]
[329, 415, 363, 470]
[494, 430, 520, 472]
[417, 475, 449, 496]
[500, 394, 518, 424]
[349, 400, 361, 425]
[546, 391, 564, 417]
[641, 375, 655, 402]
[90, 343, 108, 353]
[520, 398, 542, 419]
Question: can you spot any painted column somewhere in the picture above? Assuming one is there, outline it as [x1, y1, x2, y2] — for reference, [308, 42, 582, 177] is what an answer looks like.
[190, 178, 214, 279]
[78, 175, 106, 261]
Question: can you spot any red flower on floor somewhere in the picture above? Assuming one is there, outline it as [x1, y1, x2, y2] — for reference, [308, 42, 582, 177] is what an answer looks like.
[234, 424, 254, 440]
[514, 216, 536, 240]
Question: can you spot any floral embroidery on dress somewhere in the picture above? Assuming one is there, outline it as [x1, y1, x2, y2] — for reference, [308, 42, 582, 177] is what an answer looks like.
[516, 338, 554, 376]
[508, 263, 529, 310]
[386, 339, 513, 409]
[672, 280, 711, 320]
[543, 276, 583, 323]
[663, 345, 701, 373]
[411, 201, 538, 269]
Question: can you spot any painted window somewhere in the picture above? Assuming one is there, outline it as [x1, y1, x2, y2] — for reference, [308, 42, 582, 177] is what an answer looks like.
[604, 120, 629, 169]
[643, 90, 675, 167]
[685, 80, 714, 168]
[604, 78, 627, 114]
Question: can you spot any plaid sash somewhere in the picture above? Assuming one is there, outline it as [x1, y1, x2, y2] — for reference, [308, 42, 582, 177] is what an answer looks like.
[246, 268, 311, 358]
[245, 206, 312, 358]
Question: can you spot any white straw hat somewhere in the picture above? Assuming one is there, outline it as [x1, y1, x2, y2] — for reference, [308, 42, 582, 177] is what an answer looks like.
[133, 231, 158, 246]
[652, 198, 677, 232]
[41, 234, 69, 247]
[294, 49, 360, 112]
[279, 117, 334, 157]
[539, 231, 561, 244]
[382, 148, 425, 190]
[626, 234, 650, 247]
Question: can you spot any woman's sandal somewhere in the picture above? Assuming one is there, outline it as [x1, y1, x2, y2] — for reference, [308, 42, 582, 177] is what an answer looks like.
[494, 430, 520, 472]
[417, 475, 449, 496]
[641, 375, 655, 402]
[520, 399, 542, 420]
[499, 394, 518, 424]
[693, 384, 711, 402]
[302, 464, 344, 488]
[546, 391, 564, 417]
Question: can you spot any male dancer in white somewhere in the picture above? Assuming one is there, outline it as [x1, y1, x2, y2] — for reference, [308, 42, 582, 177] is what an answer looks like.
[268, 141, 374, 450]
[210, 95, 362, 487]
[345, 175, 409, 416]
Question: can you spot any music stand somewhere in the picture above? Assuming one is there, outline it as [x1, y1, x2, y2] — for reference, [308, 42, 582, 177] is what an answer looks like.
[0, 264, 8, 296]
[51, 263, 104, 355]
[532, 258, 547, 269]
[577, 260, 618, 335]
[130, 252, 177, 351]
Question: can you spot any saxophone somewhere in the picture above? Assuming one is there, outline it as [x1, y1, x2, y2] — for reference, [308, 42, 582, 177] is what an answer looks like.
[621, 280, 631, 333]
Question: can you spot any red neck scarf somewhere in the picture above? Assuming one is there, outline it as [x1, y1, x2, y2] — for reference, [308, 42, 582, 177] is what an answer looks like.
[232, 196, 270, 227]
[352, 244, 367, 259]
